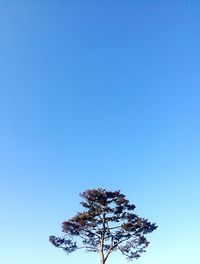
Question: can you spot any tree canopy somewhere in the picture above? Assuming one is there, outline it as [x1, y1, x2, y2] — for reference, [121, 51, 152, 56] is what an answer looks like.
[49, 188, 157, 263]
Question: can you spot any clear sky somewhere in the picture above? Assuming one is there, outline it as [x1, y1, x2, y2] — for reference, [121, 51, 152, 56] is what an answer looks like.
[0, 1, 200, 264]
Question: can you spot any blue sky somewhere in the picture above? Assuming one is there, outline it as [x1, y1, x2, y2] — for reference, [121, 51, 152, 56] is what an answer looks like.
[0, 1, 200, 263]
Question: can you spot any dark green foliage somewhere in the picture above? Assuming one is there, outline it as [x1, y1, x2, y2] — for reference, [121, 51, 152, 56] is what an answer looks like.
[49, 188, 157, 263]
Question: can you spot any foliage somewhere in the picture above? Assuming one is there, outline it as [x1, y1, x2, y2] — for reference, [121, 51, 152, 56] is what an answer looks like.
[49, 188, 157, 263]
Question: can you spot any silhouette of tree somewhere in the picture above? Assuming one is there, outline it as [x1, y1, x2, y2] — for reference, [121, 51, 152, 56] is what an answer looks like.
[49, 188, 157, 264]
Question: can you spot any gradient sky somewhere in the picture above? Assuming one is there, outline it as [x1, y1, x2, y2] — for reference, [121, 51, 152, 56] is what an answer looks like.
[0, 1, 200, 264]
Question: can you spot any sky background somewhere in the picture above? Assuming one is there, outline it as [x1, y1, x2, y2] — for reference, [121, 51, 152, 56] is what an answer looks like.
[0, 1, 200, 264]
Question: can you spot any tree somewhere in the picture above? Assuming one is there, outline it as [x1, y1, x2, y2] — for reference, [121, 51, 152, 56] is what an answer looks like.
[49, 188, 157, 264]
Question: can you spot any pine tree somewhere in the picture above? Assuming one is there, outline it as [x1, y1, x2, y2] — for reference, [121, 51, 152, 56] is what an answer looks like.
[49, 188, 157, 263]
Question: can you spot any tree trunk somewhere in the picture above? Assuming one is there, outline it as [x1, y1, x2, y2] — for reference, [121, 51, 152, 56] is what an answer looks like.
[100, 258, 105, 264]
[100, 251, 105, 264]
[100, 236, 105, 264]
